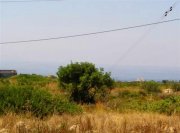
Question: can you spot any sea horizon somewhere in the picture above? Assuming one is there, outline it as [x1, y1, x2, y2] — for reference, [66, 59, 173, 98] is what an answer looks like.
[2, 62, 180, 82]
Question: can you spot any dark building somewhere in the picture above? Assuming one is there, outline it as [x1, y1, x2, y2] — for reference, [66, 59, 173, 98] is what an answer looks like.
[0, 70, 17, 78]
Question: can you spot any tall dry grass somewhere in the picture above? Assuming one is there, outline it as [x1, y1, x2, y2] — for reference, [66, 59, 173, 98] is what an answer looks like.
[0, 112, 179, 133]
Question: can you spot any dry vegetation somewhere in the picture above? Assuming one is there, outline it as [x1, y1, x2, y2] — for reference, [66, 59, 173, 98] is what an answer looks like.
[0, 75, 180, 133]
[0, 112, 179, 133]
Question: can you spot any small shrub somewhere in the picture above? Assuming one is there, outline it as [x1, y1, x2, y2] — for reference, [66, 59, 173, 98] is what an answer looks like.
[0, 79, 10, 88]
[15, 74, 51, 87]
[118, 90, 140, 98]
[54, 96, 82, 114]
[141, 81, 161, 93]
[115, 81, 140, 88]
[171, 83, 180, 92]
[149, 96, 180, 115]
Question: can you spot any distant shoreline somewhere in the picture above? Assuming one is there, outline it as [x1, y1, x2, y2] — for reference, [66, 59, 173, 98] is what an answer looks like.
[2, 64, 180, 81]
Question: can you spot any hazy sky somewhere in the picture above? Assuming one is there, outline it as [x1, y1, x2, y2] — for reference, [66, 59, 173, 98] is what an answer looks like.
[0, 0, 180, 77]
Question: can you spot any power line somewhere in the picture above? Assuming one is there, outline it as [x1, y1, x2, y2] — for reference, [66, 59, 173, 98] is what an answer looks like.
[164, 1, 178, 16]
[0, 0, 64, 3]
[109, 1, 179, 70]
[0, 18, 179, 45]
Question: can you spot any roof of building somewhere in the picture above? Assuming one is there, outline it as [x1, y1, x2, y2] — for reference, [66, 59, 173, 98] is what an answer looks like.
[0, 70, 17, 74]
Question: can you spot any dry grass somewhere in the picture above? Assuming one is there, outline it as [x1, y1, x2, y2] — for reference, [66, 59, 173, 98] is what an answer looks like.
[0, 112, 179, 133]
[44, 81, 62, 95]
[111, 87, 141, 97]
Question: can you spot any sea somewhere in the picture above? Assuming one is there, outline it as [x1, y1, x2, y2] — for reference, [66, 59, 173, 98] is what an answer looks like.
[110, 66, 180, 81]
[2, 62, 180, 82]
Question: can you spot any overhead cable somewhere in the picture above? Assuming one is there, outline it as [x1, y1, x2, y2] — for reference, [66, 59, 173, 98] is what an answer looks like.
[0, 18, 179, 45]
[109, 1, 179, 70]
[0, 0, 64, 3]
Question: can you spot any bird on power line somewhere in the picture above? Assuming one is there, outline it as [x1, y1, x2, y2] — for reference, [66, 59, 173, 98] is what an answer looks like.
[170, 6, 173, 11]
[164, 0, 178, 17]
[109, 1, 179, 71]
[164, 6, 173, 16]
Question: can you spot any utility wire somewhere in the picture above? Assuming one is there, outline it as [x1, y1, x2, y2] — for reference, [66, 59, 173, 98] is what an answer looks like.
[0, 18, 179, 45]
[164, 1, 178, 17]
[0, 0, 64, 2]
[108, 1, 179, 71]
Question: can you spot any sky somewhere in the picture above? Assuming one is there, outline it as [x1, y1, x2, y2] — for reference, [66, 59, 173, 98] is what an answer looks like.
[0, 0, 180, 80]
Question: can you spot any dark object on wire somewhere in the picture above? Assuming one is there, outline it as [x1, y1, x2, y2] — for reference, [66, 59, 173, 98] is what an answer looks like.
[164, 6, 174, 16]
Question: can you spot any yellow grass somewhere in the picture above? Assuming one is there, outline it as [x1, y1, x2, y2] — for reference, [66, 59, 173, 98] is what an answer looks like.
[111, 87, 141, 97]
[0, 112, 179, 133]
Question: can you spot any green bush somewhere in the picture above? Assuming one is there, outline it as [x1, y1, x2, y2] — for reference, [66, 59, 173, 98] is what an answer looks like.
[141, 81, 161, 93]
[107, 96, 148, 112]
[118, 90, 142, 99]
[107, 95, 180, 115]
[54, 96, 82, 114]
[57, 62, 114, 103]
[0, 79, 10, 87]
[171, 83, 180, 92]
[0, 86, 82, 118]
[115, 81, 140, 88]
[15, 74, 53, 87]
[149, 96, 180, 115]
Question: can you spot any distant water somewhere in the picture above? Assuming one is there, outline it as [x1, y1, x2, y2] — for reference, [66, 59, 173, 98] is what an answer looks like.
[2, 61, 180, 81]
[110, 66, 180, 81]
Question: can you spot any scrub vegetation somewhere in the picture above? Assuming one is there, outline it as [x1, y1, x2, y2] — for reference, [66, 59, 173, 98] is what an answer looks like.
[0, 62, 179, 132]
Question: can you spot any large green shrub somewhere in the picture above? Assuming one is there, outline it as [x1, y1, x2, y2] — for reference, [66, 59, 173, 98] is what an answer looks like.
[0, 86, 82, 118]
[57, 62, 114, 103]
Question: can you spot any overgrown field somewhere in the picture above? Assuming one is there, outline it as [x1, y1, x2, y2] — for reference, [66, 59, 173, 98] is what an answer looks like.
[0, 74, 180, 132]
[0, 112, 179, 133]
